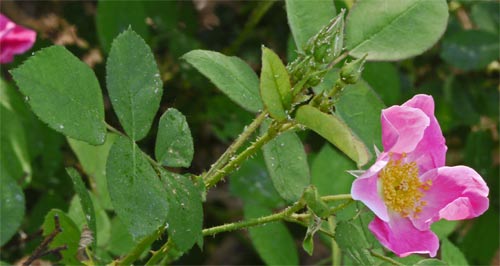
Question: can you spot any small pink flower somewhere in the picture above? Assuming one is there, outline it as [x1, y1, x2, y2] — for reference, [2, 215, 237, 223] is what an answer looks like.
[351, 94, 489, 257]
[0, 14, 36, 64]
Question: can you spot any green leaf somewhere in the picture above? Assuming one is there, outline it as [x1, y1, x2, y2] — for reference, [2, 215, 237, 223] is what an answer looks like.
[441, 239, 468, 266]
[106, 136, 169, 240]
[67, 194, 111, 249]
[107, 217, 136, 256]
[107, 29, 163, 141]
[155, 108, 194, 168]
[311, 144, 356, 196]
[430, 220, 458, 240]
[159, 169, 203, 252]
[345, 0, 448, 61]
[412, 259, 447, 266]
[336, 80, 385, 158]
[335, 221, 375, 265]
[68, 133, 118, 210]
[11, 46, 106, 145]
[286, 0, 336, 50]
[204, 95, 254, 142]
[440, 30, 499, 71]
[245, 204, 299, 265]
[459, 210, 499, 265]
[302, 215, 323, 255]
[470, 2, 499, 35]
[295, 105, 370, 166]
[464, 130, 493, 178]
[96, 0, 149, 53]
[182, 50, 263, 113]
[260, 47, 292, 121]
[262, 123, 310, 202]
[42, 209, 82, 265]
[0, 174, 25, 245]
[66, 168, 97, 248]
[0, 105, 31, 185]
[362, 62, 401, 106]
[229, 152, 284, 209]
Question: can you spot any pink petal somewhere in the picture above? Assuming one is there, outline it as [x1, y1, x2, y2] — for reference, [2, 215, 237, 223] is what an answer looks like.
[381, 105, 430, 154]
[411, 166, 489, 231]
[402, 94, 435, 117]
[369, 215, 439, 257]
[404, 95, 447, 172]
[0, 14, 36, 64]
[351, 156, 389, 221]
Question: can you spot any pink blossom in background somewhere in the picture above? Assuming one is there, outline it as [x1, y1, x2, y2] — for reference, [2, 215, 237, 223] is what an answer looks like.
[0, 14, 36, 64]
[351, 94, 489, 257]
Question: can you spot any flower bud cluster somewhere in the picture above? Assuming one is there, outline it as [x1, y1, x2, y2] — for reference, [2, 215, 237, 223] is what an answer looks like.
[287, 10, 345, 88]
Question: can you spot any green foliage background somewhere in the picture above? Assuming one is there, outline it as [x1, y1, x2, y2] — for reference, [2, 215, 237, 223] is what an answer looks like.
[1, 0, 498, 265]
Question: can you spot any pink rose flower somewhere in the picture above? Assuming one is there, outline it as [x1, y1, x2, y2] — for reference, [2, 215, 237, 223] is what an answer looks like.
[0, 14, 36, 64]
[351, 94, 489, 257]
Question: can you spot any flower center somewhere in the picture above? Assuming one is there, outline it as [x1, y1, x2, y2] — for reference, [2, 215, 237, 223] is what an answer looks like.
[380, 154, 432, 217]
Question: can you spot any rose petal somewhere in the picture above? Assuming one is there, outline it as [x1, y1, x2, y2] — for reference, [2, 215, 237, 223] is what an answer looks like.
[369, 215, 439, 257]
[0, 14, 36, 64]
[351, 157, 389, 221]
[411, 166, 489, 231]
[404, 95, 447, 172]
[381, 105, 430, 154]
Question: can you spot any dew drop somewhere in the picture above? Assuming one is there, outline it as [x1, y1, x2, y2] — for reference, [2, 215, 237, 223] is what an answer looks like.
[24, 96, 30, 102]
[59, 124, 64, 129]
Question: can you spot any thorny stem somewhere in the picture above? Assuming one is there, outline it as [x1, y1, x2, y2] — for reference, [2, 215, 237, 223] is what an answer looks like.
[202, 198, 306, 236]
[369, 250, 405, 266]
[145, 238, 173, 266]
[202, 195, 352, 236]
[205, 120, 296, 188]
[203, 112, 267, 186]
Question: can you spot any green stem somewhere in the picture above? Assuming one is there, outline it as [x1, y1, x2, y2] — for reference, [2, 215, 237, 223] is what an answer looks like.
[119, 228, 163, 266]
[369, 250, 405, 266]
[328, 217, 341, 266]
[321, 194, 352, 202]
[145, 238, 173, 266]
[203, 112, 267, 185]
[202, 199, 305, 236]
[328, 51, 348, 68]
[225, 1, 276, 55]
[290, 199, 353, 222]
[105, 123, 123, 136]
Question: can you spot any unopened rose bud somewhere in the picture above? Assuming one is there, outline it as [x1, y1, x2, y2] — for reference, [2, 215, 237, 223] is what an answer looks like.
[340, 54, 367, 84]
[304, 9, 345, 66]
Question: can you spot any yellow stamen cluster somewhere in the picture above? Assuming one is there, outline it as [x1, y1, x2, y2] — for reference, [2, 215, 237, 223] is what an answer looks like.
[380, 154, 432, 217]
